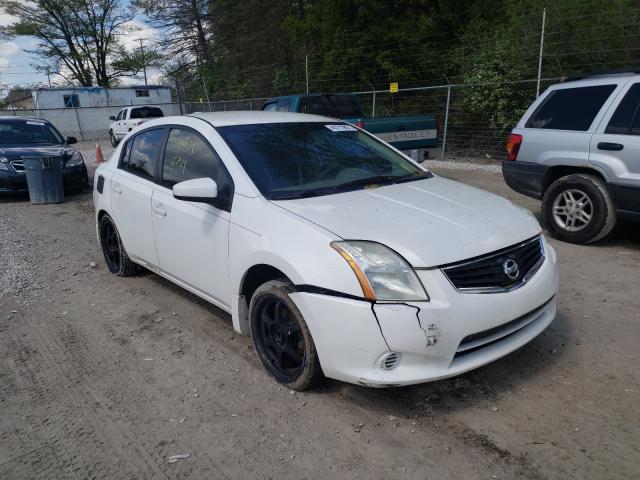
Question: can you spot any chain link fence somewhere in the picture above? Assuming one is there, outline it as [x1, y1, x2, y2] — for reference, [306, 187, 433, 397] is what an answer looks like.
[352, 78, 560, 161]
[2, 79, 557, 163]
[0, 102, 182, 142]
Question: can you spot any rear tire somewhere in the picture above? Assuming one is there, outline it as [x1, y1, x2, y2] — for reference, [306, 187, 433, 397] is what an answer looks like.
[249, 279, 323, 390]
[98, 214, 140, 276]
[542, 174, 616, 244]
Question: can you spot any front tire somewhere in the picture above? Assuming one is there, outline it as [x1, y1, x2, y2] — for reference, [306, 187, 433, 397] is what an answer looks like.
[542, 174, 616, 244]
[109, 131, 119, 147]
[249, 279, 323, 390]
[98, 214, 140, 276]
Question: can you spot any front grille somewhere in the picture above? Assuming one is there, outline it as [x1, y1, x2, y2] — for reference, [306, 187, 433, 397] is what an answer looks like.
[10, 160, 25, 172]
[454, 298, 552, 359]
[442, 236, 544, 293]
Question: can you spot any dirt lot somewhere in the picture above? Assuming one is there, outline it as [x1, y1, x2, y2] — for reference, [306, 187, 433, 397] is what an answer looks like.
[1, 163, 638, 479]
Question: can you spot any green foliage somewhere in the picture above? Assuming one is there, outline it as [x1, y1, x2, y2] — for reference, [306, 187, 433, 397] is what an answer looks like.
[0, 0, 139, 87]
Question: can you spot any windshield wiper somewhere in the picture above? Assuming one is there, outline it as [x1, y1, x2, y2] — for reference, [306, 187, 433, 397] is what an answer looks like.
[270, 172, 431, 200]
[270, 187, 335, 200]
[333, 172, 430, 192]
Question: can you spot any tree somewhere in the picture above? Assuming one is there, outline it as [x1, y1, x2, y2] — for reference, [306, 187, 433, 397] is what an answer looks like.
[133, 0, 211, 66]
[0, 0, 142, 87]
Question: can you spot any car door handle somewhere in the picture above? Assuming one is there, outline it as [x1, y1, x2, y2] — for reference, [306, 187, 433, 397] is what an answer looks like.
[153, 204, 167, 217]
[112, 183, 121, 194]
[597, 142, 624, 151]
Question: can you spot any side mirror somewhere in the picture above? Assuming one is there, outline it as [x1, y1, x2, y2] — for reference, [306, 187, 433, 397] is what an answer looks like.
[66, 136, 77, 145]
[109, 115, 116, 121]
[173, 177, 218, 203]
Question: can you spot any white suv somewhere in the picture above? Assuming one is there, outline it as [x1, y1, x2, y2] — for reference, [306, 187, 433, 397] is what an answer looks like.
[108, 106, 164, 147]
[503, 72, 640, 244]
[94, 112, 558, 390]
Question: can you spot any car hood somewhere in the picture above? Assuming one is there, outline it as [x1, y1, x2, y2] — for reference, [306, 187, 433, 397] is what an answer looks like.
[0, 144, 74, 160]
[272, 176, 541, 268]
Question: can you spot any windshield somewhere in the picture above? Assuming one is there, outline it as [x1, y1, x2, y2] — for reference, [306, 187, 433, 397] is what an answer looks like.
[217, 122, 430, 200]
[0, 119, 65, 145]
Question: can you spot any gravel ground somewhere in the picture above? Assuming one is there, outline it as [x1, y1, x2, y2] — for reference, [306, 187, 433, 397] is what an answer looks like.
[0, 214, 45, 300]
[2, 164, 638, 479]
[422, 159, 501, 173]
[76, 141, 115, 168]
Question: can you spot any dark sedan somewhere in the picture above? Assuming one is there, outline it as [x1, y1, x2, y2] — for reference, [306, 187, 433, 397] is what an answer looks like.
[0, 117, 89, 193]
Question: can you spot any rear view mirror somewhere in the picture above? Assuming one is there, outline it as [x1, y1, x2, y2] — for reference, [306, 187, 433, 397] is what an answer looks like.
[109, 115, 116, 121]
[173, 177, 218, 203]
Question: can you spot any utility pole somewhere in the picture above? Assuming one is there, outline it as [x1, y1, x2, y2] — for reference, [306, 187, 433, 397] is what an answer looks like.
[138, 38, 148, 86]
[199, 61, 210, 110]
[46, 68, 52, 87]
[536, 8, 546, 98]
[305, 54, 309, 94]
[441, 74, 451, 161]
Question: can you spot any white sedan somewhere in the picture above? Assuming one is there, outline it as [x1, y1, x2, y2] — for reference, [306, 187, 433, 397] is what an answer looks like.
[93, 112, 558, 390]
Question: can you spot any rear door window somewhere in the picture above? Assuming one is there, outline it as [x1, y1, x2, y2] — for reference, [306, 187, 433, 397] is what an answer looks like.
[605, 83, 640, 135]
[525, 85, 616, 131]
[120, 128, 165, 179]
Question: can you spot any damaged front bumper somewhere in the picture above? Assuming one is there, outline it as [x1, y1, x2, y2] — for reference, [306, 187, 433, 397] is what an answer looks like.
[289, 240, 558, 387]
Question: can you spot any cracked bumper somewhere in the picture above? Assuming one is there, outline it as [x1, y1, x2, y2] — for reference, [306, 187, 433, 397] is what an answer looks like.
[289, 239, 559, 387]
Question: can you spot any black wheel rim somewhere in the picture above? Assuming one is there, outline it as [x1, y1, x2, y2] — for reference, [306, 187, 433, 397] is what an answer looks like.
[253, 297, 305, 383]
[100, 219, 121, 273]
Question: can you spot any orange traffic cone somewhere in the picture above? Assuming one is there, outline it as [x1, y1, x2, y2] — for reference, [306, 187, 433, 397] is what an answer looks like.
[95, 142, 105, 164]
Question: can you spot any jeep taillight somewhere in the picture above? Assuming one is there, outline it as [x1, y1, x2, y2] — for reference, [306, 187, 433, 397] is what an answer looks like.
[355, 120, 365, 129]
[506, 133, 522, 161]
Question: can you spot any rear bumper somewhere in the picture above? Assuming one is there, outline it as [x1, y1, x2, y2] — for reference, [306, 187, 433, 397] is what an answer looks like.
[502, 161, 549, 199]
[290, 238, 559, 387]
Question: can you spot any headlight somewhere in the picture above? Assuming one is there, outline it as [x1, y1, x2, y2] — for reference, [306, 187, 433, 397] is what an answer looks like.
[0, 156, 8, 170]
[66, 151, 84, 167]
[331, 240, 428, 301]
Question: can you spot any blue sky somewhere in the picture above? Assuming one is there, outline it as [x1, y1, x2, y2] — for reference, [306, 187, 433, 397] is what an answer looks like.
[0, 10, 161, 93]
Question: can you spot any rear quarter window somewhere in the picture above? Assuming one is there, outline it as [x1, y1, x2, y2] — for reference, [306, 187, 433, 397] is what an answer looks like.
[525, 84, 616, 131]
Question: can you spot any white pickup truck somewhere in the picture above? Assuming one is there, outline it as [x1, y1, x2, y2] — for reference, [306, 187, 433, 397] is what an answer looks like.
[108, 106, 164, 146]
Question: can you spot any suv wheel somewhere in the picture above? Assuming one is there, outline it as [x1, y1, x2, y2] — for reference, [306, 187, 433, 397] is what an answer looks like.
[109, 131, 119, 147]
[249, 279, 323, 390]
[99, 214, 140, 276]
[542, 174, 616, 244]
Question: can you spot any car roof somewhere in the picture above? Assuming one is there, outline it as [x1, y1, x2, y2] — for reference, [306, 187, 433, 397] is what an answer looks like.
[0, 116, 50, 123]
[559, 72, 640, 87]
[189, 111, 337, 127]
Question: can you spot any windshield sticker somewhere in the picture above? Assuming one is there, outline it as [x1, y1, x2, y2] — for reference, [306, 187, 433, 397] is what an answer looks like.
[26, 121, 46, 126]
[325, 124, 357, 132]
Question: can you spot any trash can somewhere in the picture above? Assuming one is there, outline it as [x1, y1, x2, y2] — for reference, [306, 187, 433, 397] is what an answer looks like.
[23, 157, 65, 204]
